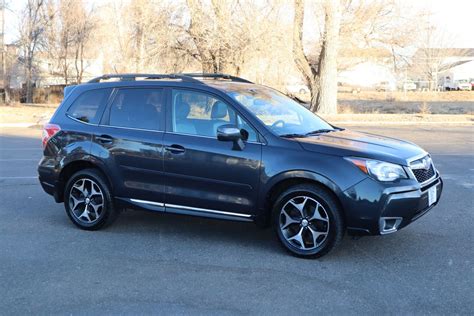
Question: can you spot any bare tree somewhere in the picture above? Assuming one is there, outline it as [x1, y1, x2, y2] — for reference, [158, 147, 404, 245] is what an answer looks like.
[409, 19, 469, 90]
[316, 0, 340, 114]
[99, 0, 187, 73]
[338, 0, 420, 77]
[72, 2, 94, 83]
[184, 0, 278, 75]
[45, 0, 94, 84]
[18, 0, 50, 103]
[293, 0, 318, 105]
[293, 0, 341, 114]
[185, 0, 242, 73]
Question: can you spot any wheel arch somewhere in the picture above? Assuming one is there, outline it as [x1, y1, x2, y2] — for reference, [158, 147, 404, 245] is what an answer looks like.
[56, 156, 113, 202]
[257, 170, 345, 227]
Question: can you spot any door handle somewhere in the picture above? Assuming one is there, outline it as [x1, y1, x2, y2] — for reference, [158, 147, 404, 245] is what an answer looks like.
[96, 134, 113, 144]
[164, 144, 185, 154]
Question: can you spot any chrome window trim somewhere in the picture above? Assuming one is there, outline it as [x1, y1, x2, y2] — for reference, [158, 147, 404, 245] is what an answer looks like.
[98, 124, 164, 133]
[166, 203, 252, 218]
[130, 199, 165, 207]
[166, 131, 264, 145]
[66, 114, 99, 126]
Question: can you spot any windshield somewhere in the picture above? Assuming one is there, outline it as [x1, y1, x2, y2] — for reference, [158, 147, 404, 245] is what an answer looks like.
[226, 86, 334, 136]
[457, 79, 468, 83]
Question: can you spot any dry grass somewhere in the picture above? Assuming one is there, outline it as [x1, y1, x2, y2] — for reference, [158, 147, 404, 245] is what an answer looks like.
[0, 103, 57, 124]
[339, 90, 474, 102]
[418, 101, 431, 115]
[321, 113, 474, 125]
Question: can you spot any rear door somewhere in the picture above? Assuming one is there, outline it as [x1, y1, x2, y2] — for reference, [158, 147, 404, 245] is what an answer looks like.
[92, 87, 166, 207]
[162, 88, 262, 217]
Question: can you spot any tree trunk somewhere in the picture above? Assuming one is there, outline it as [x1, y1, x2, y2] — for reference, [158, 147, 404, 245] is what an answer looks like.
[25, 55, 33, 103]
[293, 0, 316, 102]
[316, 0, 341, 114]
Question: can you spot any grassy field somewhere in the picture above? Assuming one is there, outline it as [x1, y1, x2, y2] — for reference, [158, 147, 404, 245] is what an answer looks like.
[0, 103, 57, 124]
[338, 91, 474, 114]
[295, 91, 474, 114]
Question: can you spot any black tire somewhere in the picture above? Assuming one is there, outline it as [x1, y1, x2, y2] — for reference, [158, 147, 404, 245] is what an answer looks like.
[64, 168, 118, 230]
[272, 184, 344, 258]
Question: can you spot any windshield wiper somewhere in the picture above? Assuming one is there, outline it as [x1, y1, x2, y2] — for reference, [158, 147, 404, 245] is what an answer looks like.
[279, 133, 307, 138]
[305, 129, 335, 136]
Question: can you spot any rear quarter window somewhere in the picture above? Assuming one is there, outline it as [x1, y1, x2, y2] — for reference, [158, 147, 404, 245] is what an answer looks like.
[66, 88, 112, 124]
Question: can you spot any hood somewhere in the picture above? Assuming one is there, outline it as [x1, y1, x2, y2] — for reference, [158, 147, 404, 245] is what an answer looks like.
[296, 129, 427, 166]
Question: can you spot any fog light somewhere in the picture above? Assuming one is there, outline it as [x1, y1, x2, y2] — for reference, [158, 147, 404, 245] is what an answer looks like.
[379, 217, 403, 234]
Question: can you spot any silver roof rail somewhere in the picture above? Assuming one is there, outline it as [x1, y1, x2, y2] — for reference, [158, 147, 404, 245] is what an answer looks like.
[87, 73, 253, 84]
[87, 73, 201, 84]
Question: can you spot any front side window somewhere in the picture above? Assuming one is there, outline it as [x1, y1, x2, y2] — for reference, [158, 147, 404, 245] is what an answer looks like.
[171, 89, 257, 141]
[226, 86, 334, 136]
[108, 88, 164, 131]
[67, 88, 111, 124]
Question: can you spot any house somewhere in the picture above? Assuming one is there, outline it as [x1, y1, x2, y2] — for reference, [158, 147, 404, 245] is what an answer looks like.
[411, 48, 474, 90]
[5, 48, 104, 90]
[336, 47, 397, 90]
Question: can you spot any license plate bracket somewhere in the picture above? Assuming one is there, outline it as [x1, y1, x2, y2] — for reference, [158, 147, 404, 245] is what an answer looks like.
[428, 185, 437, 206]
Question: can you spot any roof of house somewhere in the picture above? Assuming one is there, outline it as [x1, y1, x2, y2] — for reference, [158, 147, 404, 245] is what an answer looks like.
[413, 48, 474, 59]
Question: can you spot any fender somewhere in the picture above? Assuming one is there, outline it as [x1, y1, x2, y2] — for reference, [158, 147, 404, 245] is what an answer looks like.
[257, 169, 345, 216]
[59, 154, 116, 194]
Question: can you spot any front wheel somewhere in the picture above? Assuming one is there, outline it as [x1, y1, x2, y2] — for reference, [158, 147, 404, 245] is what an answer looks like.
[64, 169, 118, 230]
[273, 184, 344, 258]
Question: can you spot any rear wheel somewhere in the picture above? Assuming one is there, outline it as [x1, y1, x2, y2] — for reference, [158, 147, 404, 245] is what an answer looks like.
[273, 184, 344, 258]
[64, 169, 118, 230]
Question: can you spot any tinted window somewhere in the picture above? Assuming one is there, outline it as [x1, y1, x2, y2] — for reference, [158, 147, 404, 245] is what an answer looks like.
[67, 89, 111, 124]
[108, 88, 164, 131]
[171, 89, 257, 141]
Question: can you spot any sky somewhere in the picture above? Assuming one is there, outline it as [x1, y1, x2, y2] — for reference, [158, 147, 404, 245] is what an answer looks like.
[414, 0, 474, 48]
[4, 0, 474, 48]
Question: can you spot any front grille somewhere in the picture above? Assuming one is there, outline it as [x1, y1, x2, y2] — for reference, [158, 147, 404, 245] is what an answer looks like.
[410, 156, 435, 183]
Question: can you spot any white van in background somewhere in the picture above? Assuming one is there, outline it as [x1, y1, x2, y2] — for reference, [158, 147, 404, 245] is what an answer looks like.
[440, 75, 472, 91]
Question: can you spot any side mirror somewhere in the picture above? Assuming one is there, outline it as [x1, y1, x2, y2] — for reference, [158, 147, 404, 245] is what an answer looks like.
[217, 124, 245, 151]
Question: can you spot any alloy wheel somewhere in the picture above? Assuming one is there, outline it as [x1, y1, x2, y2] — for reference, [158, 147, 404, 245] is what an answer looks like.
[279, 196, 329, 250]
[69, 178, 104, 224]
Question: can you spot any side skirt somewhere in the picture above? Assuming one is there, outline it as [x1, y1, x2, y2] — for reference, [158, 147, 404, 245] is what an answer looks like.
[115, 197, 254, 223]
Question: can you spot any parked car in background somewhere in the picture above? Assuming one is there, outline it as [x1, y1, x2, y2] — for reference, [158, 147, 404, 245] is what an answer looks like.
[375, 81, 396, 92]
[399, 80, 417, 91]
[286, 83, 310, 95]
[38, 73, 443, 258]
[440, 75, 472, 91]
[470, 78, 474, 91]
[451, 79, 471, 91]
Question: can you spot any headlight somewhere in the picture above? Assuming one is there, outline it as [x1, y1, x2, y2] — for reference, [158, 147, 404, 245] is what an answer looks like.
[345, 157, 408, 182]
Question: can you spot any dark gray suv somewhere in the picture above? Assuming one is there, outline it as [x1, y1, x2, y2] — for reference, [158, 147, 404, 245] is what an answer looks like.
[38, 73, 443, 258]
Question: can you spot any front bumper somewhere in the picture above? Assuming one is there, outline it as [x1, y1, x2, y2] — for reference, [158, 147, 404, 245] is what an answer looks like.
[342, 173, 443, 235]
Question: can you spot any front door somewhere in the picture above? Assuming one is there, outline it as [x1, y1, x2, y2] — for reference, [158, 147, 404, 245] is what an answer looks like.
[163, 89, 262, 217]
[93, 87, 166, 206]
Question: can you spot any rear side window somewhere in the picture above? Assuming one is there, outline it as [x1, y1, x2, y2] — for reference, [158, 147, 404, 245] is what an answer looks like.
[67, 89, 111, 124]
[107, 88, 164, 131]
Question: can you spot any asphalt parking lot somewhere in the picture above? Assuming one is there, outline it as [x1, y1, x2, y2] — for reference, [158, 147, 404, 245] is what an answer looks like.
[1, 125, 473, 315]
